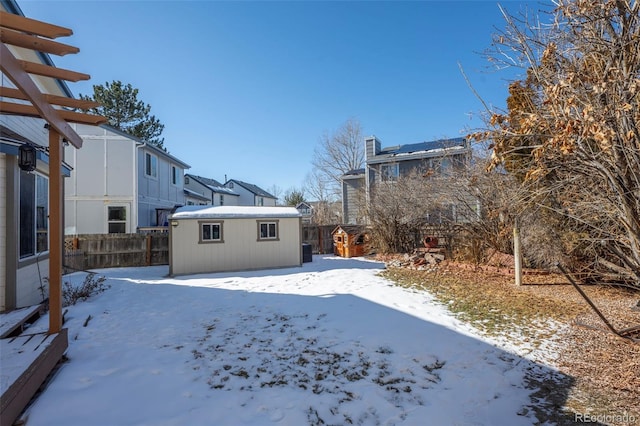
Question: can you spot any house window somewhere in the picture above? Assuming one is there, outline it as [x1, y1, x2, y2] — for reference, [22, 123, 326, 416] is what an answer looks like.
[19, 171, 48, 258]
[380, 164, 399, 182]
[220, 194, 224, 206]
[200, 221, 224, 243]
[185, 176, 190, 184]
[257, 221, 278, 241]
[171, 165, 180, 185]
[108, 206, 127, 233]
[145, 152, 157, 178]
[256, 197, 264, 206]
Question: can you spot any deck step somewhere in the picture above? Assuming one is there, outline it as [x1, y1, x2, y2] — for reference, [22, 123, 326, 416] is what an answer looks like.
[0, 305, 43, 339]
[0, 329, 68, 426]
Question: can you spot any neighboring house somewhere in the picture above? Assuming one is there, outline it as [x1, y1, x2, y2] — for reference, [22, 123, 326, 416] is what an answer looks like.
[184, 174, 239, 207]
[296, 202, 313, 224]
[64, 123, 190, 234]
[168, 206, 302, 275]
[224, 179, 277, 206]
[184, 188, 210, 206]
[342, 136, 473, 225]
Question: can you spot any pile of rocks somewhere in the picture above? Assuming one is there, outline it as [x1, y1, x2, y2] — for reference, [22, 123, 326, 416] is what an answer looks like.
[384, 249, 445, 271]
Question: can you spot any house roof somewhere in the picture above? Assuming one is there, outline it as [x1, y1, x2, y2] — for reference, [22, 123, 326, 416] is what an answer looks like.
[367, 137, 469, 164]
[183, 188, 209, 201]
[171, 205, 301, 219]
[187, 174, 239, 196]
[342, 168, 365, 178]
[226, 179, 276, 199]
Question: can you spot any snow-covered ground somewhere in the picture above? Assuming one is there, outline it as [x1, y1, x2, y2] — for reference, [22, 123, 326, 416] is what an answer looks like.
[22, 255, 559, 425]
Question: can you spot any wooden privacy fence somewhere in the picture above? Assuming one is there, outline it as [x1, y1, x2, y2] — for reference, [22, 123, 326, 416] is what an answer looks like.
[65, 225, 335, 272]
[302, 225, 336, 254]
[64, 233, 168, 272]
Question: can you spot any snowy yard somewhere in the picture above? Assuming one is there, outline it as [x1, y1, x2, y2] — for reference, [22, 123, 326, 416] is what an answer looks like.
[22, 255, 560, 425]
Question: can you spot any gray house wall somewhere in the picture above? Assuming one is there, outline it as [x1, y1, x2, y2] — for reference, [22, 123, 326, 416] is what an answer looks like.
[138, 146, 187, 227]
[342, 176, 365, 225]
[342, 136, 473, 225]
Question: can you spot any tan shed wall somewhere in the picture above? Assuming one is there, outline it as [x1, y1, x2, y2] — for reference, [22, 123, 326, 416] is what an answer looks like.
[170, 217, 301, 275]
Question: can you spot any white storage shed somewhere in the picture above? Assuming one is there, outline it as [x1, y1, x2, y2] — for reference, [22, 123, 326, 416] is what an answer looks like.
[169, 206, 302, 275]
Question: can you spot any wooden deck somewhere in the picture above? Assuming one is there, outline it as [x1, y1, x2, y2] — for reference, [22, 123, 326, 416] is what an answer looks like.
[0, 307, 68, 426]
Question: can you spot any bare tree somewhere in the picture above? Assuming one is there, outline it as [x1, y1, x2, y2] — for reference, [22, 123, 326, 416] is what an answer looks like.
[267, 184, 283, 205]
[473, 0, 640, 287]
[303, 169, 332, 204]
[311, 118, 365, 200]
[366, 171, 442, 253]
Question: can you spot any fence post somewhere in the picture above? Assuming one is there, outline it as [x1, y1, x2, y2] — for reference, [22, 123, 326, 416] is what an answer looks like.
[514, 218, 522, 286]
[146, 234, 152, 266]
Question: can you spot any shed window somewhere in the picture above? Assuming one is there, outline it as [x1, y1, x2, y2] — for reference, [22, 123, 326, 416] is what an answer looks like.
[257, 221, 278, 240]
[200, 222, 223, 243]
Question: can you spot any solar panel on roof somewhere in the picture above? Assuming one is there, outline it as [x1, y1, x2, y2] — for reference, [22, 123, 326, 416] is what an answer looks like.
[392, 138, 465, 154]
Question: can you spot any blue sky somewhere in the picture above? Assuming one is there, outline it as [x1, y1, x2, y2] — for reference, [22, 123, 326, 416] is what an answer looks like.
[20, 0, 546, 197]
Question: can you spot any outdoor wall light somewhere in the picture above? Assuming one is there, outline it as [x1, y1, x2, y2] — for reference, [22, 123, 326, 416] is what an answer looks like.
[18, 143, 37, 172]
[171, 221, 179, 227]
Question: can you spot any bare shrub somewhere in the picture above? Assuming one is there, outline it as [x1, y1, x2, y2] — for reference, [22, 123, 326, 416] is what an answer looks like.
[63, 273, 110, 307]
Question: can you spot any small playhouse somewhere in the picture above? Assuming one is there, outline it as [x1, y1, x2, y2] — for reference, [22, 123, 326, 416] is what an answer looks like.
[332, 225, 368, 258]
[169, 206, 302, 275]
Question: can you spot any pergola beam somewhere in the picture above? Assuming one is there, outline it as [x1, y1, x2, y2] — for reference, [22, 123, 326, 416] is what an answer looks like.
[0, 11, 72, 38]
[0, 101, 107, 125]
[0, 87, 100, 110]
[18, 60, 89, 82]
[0, 27, 79, 56]
[0, 43, 83, 147]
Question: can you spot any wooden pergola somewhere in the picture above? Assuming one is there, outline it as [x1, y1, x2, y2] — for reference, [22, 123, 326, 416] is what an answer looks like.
[0, 11, 106, 334]
[1, 10, 107, 425]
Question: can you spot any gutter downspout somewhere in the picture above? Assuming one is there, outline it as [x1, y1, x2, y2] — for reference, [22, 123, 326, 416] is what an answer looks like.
[134, 141, 147, 233]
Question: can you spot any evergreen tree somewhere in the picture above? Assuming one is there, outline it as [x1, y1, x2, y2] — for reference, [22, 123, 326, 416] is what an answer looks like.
[81, 80, 165, 150]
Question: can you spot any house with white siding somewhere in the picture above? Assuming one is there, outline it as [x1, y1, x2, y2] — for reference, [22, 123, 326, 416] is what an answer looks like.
[224, 179, 277, 206]
[64, 123, 190, 234]
[184, 174, 239, 206]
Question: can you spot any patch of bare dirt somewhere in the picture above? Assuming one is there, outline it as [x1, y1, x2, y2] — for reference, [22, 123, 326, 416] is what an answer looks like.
[377, 256, 640, 425]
